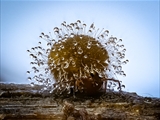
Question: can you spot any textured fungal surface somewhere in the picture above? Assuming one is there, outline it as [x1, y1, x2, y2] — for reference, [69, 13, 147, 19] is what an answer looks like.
[27, 20, 128, 95]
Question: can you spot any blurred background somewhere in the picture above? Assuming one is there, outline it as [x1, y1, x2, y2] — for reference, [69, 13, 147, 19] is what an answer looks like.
[1, 0, 159, 97]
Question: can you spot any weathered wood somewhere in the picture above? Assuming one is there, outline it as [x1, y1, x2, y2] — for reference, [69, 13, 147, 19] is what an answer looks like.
[0, 83, 160, 120]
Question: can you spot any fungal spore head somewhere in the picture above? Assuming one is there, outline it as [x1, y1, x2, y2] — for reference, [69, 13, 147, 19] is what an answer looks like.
[27, 20, 128, 96]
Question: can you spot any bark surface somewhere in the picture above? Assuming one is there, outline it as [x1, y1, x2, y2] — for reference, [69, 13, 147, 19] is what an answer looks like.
[0, 83, 160, 120]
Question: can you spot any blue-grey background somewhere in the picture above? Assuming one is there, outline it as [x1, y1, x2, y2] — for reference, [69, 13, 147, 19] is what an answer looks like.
[1, 0, 159, 97]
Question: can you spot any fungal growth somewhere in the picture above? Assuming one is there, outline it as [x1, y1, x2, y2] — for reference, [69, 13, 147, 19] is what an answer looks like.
[27, 20, 128, 95]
